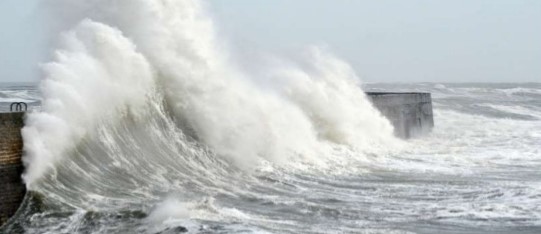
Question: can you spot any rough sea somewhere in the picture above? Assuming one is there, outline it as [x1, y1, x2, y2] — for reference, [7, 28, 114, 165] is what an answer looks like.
[1, 0, 541, 233]
[1, 82, 540, 234]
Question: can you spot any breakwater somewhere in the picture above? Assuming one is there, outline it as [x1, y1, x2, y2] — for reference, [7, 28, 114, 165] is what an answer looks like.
[0, 112, 26, 226]
[366, 92, 434, 138]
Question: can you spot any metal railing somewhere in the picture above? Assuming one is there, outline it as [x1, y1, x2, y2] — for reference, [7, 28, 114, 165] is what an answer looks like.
[10, 102, 27, 112]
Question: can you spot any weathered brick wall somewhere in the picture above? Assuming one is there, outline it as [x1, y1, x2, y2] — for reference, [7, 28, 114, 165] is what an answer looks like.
[0, 112, 26, 226]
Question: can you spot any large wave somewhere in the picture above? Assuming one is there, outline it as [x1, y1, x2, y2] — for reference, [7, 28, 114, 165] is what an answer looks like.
[21, 0, 398, 210]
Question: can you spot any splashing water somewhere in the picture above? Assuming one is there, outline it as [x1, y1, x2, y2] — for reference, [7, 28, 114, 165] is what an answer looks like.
[22, 0, 396, 187]
[4, 0, 539, 233]
[14, 0, 399, 227]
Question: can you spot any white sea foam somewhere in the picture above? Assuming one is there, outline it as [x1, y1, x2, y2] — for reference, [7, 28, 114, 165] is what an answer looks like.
[22, 19, 156, 184]
[479, 103, 541, 119]
[6, 0, 541, 233]
[146, 197, 191, 225]
[498, 87, 541, 96]
[23, 0, 397, 185]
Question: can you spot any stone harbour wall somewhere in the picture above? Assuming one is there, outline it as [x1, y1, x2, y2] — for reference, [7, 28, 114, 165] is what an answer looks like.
[0, 112, 26, 226]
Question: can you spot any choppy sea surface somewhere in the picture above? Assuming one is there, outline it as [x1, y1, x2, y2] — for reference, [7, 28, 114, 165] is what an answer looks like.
[1, 82, 540, 234]
[0, 83, 40, 112]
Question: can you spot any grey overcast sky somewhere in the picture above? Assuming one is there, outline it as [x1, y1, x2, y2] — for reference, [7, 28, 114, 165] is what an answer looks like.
[1, 0, 540, 83]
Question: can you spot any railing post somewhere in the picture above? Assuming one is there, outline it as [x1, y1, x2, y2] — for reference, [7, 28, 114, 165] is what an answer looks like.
[9, 103, 27, 112]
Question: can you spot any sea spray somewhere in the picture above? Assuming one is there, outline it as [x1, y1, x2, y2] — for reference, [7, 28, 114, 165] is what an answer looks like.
[23, 0, 397, 187]
[16, 6, 402, 228]
[22, 19, 156, 185]
[274, 46, 396, 149]
[0, 0, 537, 233]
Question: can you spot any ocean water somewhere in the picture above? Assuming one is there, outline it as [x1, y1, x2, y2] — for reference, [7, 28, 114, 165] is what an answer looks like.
[2, 82, 540, 234]
[0, 83, 40, 112]
[1, 0, 541, 233]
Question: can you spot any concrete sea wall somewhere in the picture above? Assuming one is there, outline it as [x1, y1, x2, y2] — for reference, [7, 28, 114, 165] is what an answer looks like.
[0, 112, 26, 226]
[366, 92, 434, 138]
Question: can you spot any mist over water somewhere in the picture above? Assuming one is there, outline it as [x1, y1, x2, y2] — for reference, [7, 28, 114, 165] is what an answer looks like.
[0, 0, 540, 233]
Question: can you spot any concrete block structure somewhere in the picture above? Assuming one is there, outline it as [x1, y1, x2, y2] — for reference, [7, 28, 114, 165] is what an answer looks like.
[366, 92, 434, 138]
[0, 112, 26, 226]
